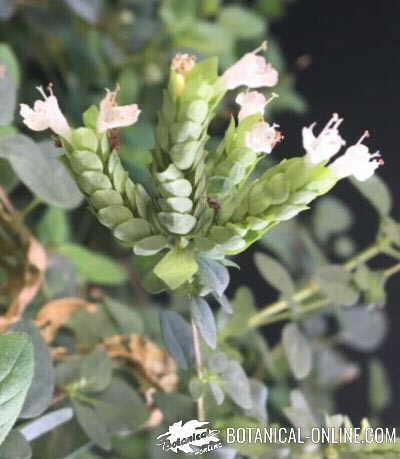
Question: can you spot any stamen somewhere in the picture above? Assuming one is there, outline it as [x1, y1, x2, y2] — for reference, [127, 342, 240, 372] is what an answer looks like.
[321, 113, 340, 134]
[36, 86, 47, 99]
[47, 82, 54, 96]
[252, 41, 268, 55]
[356, 130, 370, 145]
[266, 92, 279, 105]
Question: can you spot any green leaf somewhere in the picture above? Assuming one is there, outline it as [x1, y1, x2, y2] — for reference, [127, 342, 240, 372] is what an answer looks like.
[80, 349, 113, 392]
[0, 44, 20, 88]
[315, 265, 359, 306]
[220, 287, 256, 339]
[0, 60, 16, 126]
[103, 297, 144, 335]
[157, 211, 197, 235]
[219, 6, 265, 39]
[254, 252, 295, 297]
[283, 390, 317, 436]
[0, 135, 83, 209]
[209, 353, 252, 410]
[36, 207, 70, 247]
[244, 379, 269, 425]
[282, 323, 312, 380]
[133, 235, 168, 256]
[313, 196, 353, 242]
[197, 256, 229, 296]
[351, 175, 392, 216]
[11, 321, 55, 419]
[64, 0, 102, 23]
[73, 400, 111, 451]
[57, 243, 127, 285]
[153, 247, 198, 290]
[338, 306, 387, 352]
[160, 310, 193, 369]
[0, 333, 34, 446]
[191, 297, 217, 349]
[368, 359, 391, 413]
[0, 430, 31, 459]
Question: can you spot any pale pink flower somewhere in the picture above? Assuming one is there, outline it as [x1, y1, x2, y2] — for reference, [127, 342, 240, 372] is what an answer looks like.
[97, 87, 141, 133]
[171, 53, 196, 75]
[329, 132, 382, 181]
[302, 113, 346, 164]
[221, 42, 278, 90]
[20, 85, 71, 140]
[236, 91, 278, 122]
[245, 121, 282, 154]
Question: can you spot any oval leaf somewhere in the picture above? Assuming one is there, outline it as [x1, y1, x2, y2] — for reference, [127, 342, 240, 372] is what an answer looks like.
[191, 297, 217, 349]
[282, 323, 312, 380]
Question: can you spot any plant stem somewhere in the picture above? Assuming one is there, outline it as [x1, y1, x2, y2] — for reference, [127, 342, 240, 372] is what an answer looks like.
[20, 197, 42, 219]
[191, 318, 205, 421]
[248, 240, 385, 329]
[383, 263, 400, 278]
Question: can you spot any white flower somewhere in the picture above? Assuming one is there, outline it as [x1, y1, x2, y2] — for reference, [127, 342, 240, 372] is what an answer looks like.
[245, 121, 282, 154]
[236, 91, 278, 121]
[329, 133, 382, 181]
[302, 113, 346, 164]
[221, 42, 278, 90]
[97, 86, 141, 133]
[20, 85, 71, 140]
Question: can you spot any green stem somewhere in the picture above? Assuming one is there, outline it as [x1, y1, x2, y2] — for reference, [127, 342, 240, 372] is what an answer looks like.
[248, 240, 386, 329]
[191, 318, 205, 421]
[383, 263, 400, 278]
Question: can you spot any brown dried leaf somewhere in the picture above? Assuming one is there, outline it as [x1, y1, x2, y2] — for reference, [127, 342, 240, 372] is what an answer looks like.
[103, 334, 178, 393]
[0, 188, 47, 329]
[36, 297, 97, 343]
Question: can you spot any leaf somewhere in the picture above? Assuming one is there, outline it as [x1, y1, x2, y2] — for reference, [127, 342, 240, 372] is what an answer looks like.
[368, 359, 391, 412]
[219, 6, 265, 39]
[283, 390, 317, 436]
[153, 247, 198, 290]
[63, 0, 102, 24]
[313, 196, 353, 242]
[197, 256, 230, 296]
[0, 135, 83, 209]
[220, 287, 256, 339]
[11, 321, 55, 419]
[0, 44, 20, 88]
[282, 323, 312, 380]
[338, 306, 387, 352]
[254, 252, 295, 297]
[351, 175, 392, 216]
[316, 348, 359, 387]
[315, 265, 359, 306]
[0, 61, 16, 126]
[244, 379, 269, 424]
[19, 408, 73, 442]
[208, 381, 225, 406]
[220, 359, 253, 410]
[103, 297, 144, 335]
[36, 207, 70, 247]
[80, 349, 113, 392]
[0, 333, 34, 446]
[73, 400, 111, 451]
[57, 243, 127, 285]
[0, 430, 31, 459]
[191, 297, 217, 349]
[159, 310, 193, 369]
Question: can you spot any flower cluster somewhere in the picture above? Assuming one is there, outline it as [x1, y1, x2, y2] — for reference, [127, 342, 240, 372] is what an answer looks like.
[20, 44, 382, 293]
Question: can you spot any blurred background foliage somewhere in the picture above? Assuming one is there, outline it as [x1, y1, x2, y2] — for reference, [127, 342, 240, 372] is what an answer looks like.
[0, 1, 399, 458]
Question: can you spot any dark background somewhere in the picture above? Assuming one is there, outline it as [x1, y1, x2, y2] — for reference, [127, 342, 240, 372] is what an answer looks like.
[236, 0, 400, 426]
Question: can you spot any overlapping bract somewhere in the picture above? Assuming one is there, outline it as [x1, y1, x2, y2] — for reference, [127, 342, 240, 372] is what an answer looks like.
[20, 45, 382, 293]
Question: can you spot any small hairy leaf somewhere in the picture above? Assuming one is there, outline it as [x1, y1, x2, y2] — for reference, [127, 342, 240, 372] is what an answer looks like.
[282, 323, 312, 380]
[191, 297, 217, 349]
[159, 310, 193, 369]
[0, 333, 34, 446]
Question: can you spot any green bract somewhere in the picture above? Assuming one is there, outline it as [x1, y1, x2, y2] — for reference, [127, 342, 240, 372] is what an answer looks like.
[58, 56, 340, 293]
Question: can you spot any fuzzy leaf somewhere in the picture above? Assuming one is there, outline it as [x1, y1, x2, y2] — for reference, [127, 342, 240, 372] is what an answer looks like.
[282, 323, 312, 380]
[191, 297, 217, 349]
[0, 333, 34, 446]
[159, 310, 193, 369]
[254, 252, 295, 297]
[153, 248, 198, 290]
